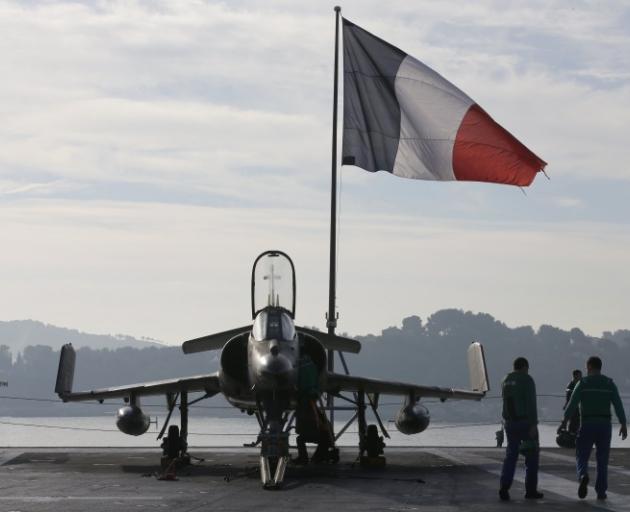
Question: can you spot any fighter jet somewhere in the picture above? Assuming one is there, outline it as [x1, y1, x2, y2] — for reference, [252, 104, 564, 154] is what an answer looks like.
[55, 250, 489, 488]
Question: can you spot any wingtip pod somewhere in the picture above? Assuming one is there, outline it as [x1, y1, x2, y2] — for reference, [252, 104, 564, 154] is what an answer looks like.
[55, 343, 76, 400]
[467, 341, 489, 394]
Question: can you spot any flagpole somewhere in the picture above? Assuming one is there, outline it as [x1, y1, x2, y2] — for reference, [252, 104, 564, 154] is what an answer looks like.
[327, 5, 341, 432]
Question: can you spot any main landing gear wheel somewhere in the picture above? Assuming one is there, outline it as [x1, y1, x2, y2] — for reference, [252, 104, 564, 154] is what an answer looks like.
[160, 425, 190, 469]
[166, 425, 180, 459]
[360, 424, 386, 468]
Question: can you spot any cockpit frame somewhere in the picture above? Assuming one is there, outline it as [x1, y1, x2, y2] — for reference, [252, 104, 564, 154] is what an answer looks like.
[251, 250, 296, 319]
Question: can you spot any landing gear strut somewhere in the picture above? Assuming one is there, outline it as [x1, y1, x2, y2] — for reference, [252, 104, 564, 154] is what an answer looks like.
[257, 397, 291, 489]
[333, 353, 388, 468]
[160, 390, 190, 469]
[357, 391, 386, 468]
[259, 426, 289, 489]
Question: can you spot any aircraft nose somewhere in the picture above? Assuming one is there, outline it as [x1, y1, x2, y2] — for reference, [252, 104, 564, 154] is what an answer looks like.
[260, 353, 292, 376]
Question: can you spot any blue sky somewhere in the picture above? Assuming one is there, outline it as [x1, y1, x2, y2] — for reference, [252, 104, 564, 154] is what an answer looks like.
[0, 0, 629, 342]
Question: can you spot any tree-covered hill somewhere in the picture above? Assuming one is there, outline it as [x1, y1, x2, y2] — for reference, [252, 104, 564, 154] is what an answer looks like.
[1, 310, 628, 421]
[0, 319, 161, 354]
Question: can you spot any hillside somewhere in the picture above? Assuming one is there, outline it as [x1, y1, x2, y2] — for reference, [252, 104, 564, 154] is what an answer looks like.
[1, 310, 629, 421]
[0, 320, 161, 354]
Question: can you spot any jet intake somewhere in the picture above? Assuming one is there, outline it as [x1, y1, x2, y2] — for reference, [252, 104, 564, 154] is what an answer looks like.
[116, 405, 150, 436]
[395, 402, 430, 435]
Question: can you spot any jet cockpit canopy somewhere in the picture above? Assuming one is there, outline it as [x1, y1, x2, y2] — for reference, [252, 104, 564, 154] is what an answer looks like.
[251, 250, 296, 319]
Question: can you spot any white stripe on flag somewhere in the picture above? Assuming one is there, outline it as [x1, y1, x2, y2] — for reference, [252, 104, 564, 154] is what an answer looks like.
[392, 55, 474, 181]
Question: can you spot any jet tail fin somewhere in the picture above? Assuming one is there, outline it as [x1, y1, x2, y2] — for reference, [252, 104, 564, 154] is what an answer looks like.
[467, 341, 489, 393]
[55, 343, 76, 400]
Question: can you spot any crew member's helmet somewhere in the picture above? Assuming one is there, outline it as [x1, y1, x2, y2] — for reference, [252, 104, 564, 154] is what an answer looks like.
[556, 429, 576, 449]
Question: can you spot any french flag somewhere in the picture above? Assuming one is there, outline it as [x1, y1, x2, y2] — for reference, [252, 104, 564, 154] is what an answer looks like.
[341, 19, 547, 187]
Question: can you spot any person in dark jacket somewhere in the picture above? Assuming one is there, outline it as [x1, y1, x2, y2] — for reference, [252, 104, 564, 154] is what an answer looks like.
[558, 356, 627, 500]
[564, 369, 583, 435]
[293, 353, 320, 464]
[499, 357, 543, 501]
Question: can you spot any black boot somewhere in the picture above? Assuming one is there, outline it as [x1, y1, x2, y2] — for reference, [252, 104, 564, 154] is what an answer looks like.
[292, 436, 309, 465]
[578, 475, 589, 499]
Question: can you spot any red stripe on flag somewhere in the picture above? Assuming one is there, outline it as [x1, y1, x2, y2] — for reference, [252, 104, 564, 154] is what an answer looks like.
[452, 104, 547, 186]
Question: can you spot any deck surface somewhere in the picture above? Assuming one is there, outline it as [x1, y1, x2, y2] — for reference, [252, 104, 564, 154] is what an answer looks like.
[1, 447, 630, 511]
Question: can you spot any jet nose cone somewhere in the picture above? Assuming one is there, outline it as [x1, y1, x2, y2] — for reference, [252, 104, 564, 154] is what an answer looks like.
[257, 353, 295, 390]
[261, 353, 292, 375]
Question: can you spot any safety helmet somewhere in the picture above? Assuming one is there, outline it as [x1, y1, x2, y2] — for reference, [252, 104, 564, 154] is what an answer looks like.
[556, 429, 576, 449]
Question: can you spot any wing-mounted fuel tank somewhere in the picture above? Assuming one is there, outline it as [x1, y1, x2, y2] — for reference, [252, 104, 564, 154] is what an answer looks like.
[116, 403, 150, 436]
[394, 401, 430, 435]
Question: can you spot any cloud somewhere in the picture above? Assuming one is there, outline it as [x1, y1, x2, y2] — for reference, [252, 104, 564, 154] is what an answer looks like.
[0, 1, 629, 341]
[1, 199, 629, 342]
[1, 0, 629, 209]
[553, 196, 583, 208]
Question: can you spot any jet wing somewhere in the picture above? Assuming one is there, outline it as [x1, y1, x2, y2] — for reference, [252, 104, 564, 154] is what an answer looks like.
[58, 373, 221, 402]
[55, 344, 220, 402]
[181, 325, 361, 354]
[325, 342, 489, 401]
[59, 372, 220, 402]
[325, 373, 484, 401]
[182, 325, 251, 354]
[296, 326, 361, 354]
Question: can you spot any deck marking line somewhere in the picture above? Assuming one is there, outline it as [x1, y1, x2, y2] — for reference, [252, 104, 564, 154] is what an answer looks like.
[0, 496, 164, 502]
[0, 450, 21, 466]
[425, 448, 630, 512]
[541, 451, 630, 478]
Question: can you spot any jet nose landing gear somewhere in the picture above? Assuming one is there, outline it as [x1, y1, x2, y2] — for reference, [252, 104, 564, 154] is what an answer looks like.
[259, 429, 290, 489]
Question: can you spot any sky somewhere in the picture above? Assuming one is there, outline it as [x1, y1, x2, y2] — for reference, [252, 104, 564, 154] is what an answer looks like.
[1, 0, 629, 344]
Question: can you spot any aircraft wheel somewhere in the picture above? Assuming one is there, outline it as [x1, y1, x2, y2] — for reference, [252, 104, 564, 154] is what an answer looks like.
[366, 424, 383, 458]
[166, 425, 181, 459]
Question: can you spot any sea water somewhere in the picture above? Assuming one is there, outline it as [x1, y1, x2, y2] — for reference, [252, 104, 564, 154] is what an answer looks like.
[2, 416, 626, 448]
